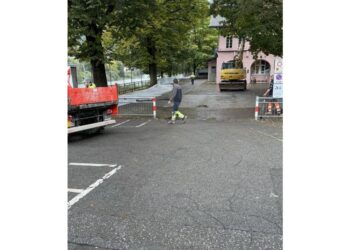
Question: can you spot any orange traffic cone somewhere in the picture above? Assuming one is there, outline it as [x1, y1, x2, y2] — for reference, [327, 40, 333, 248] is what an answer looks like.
[266, 102, 273, 114]
[275, 102, 281, 115]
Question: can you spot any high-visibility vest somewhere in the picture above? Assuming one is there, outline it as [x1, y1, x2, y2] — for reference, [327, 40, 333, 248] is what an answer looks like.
[88, 83, 96, 88]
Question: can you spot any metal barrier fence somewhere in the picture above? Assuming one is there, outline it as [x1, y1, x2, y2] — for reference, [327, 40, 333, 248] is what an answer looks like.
[116, 75, 187, 95]
[255, 97, 283, 120]
[118, 81, 151, 95]
[118, 96, 156, 118]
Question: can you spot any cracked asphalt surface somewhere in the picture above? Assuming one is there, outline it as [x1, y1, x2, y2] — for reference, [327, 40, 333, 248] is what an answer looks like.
[68, 79, 283, 249]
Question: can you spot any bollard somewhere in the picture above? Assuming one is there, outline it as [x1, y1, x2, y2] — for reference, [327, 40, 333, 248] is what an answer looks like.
[152, 97, 157, 118]
[255, 96, 259, 120]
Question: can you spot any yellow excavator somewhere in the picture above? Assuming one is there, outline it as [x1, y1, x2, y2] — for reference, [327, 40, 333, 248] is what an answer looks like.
[219, 39, 247, 91]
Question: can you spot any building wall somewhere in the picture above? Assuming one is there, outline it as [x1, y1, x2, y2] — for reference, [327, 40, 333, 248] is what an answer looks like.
[215, 36, 281, 84]
[207, 59, 216, 82]
[218, 36, 248, 52]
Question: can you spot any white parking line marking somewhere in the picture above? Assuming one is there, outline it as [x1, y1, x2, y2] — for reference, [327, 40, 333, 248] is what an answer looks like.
[111, 120, 130, 127]
[69, 163, 117, 168]
[270, 192, 279, 198]
[68, 165, 122, 210]
[249, 128, 283, 142]
[68, 188, 84, 193]
[135, 119, 151, 128]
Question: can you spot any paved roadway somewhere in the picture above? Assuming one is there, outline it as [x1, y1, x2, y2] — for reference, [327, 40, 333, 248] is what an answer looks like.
[68, 79, 283, 250]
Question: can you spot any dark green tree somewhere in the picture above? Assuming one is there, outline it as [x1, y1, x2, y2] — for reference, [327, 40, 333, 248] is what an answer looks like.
[113, 0, 209, 86]
[211, 0, 282, 57]
[68, 0, 119, 86]
[181, 17, 218, 75]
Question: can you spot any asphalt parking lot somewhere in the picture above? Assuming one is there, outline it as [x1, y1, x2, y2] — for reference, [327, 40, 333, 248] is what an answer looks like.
[68, 80, 283, 250]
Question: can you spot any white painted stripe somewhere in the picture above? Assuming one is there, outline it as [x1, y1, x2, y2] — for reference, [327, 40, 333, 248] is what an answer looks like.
[68, 165, 122, 210]
[135, 119, 151, 128]
[110, 119, 130, 127]
[250, 128, 283, 142]
[68, 188, 84, 193]
[255, 96, 259, 120]
[153, 98, 157, 118]
[270, 192, 279, 198]
[69, 163, 117, 168]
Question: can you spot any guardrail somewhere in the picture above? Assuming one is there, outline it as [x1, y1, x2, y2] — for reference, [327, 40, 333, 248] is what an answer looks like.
[117, 80, 151, 95]
[118, 96, 156, 118]
[255, 96, 283, 120]
[115, 75, 188, 94]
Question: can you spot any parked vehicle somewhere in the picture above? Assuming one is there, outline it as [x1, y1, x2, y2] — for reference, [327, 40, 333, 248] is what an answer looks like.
[67, 66, 118, 134]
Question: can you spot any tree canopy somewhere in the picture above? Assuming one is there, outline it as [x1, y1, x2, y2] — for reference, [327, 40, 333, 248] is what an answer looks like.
[68, 0, 120, 86]
[68, 0, 218, 86]
[111, 0, 210, 85]
[210, 0, 282, 57]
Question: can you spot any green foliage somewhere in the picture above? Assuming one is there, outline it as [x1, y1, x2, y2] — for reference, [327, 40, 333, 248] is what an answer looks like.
[105, 61, 124, 81]
[68, 0, 119, 63]
[180, 17, 218, 74]
[69, 0, 219, 86]
[109, 0, 211, 83]
[67, 57, 92, 84]
[211, 0, 282, 57]
[68, 0, 121, 85]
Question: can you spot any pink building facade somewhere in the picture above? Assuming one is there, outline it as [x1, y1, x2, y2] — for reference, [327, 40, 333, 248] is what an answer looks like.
[209, 16, 282, 84]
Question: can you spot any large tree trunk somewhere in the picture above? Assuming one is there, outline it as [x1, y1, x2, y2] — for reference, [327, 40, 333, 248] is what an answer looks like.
[146, 37, 158, 86]
[192, 62, 197, 76]
[90, 59, 108, 87]
[86, 31, 108, 87]
[149, 63, 157, 86]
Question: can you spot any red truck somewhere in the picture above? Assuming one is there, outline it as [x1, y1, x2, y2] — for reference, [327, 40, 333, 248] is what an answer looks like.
[67, 66, 118, 134]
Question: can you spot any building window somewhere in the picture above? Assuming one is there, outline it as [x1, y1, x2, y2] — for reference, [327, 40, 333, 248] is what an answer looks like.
[251, 60, 270, 75]
[226, 36, 232, 48]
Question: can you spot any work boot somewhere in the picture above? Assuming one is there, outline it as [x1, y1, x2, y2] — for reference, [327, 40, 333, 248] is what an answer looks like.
[181, 115, 187, 121]
[170, 112, 176, 122]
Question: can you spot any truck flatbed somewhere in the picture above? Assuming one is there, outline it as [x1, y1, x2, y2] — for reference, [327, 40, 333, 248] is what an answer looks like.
[68, 85, 118, 134]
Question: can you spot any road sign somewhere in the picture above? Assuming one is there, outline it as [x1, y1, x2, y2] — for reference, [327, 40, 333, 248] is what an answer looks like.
[274, 59, 283, 74]
[273, 60, 283, 98]
[274, 73, 283, 84]
[273, 83, 283, 98]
